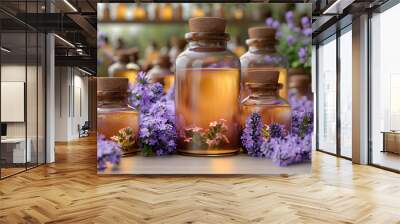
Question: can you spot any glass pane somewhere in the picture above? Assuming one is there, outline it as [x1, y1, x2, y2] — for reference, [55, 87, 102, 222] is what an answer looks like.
[340, 29, 352, 158]
[317, 37, 337, 154]
[38, 33, 45, 165]
[27, 31, 38, 169]
[371, 4, 400, 171]
[1, 31, 27, 177]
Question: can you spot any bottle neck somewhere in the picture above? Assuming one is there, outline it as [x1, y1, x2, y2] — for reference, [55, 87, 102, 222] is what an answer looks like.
[185, 32, 229, 51]
[248, 44, 276, 53]
[188, 39, 227, 51]
[247, 39, 276, 53]
[97, 91, 127, 107]
[250, 88, 279, 98]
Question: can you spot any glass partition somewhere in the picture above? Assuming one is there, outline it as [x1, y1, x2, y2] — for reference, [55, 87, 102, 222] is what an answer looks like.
[0, 0, 46, 179]
[317, 36, 337, 154]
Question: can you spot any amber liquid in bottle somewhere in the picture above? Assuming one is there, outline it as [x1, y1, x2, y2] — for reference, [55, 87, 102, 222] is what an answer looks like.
[97, 109, 139, 139]
[116, 3, 127, 21]
[114, 70, 138, 85]
[176, 68, 240, 155]
[97, 78, 139, 154]
[241, 83, 292, 132]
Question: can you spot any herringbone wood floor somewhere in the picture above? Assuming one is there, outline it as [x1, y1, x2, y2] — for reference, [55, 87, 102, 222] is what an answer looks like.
[1, 136, 400, 224]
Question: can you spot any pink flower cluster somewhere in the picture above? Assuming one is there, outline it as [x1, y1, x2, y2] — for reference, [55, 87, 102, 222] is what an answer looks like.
[184, 119, 229, 148]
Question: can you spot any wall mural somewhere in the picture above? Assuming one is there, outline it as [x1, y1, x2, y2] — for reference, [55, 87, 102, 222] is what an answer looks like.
[96, 3, 313, 174]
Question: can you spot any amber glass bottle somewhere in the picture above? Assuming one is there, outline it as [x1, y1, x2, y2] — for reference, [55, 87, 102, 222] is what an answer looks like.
[147, 54, 174, 92]
[108, 50, 139, 85]
[288, 73, 312, 100]
[132, 4, 147, 21]
[116, 3, 127, 21]
[160, 3, 173, 21]
[241, 73, 292, 131]
[240, 26, 288, 100]
[175, 17, 240, 156]
[97, 78, 139, 153]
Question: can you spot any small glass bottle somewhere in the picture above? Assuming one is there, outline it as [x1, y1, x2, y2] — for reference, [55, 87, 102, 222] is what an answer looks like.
[116, 3, 127, 21]
[102, 4, 111, 21]
[97, 77, 139, 154]
[160, 3, 174, 21]
[231, 4, 245, 20]
[192, 4, 205, 18]
[108, 50, 139, 85]
[147, 54, 174, 92]
[288, 72, 312, 100]
[241, 73, 292, 132]
[175, 17, 241, 156]
[240, 26, 288, 100]
[132, 3, 147, 21]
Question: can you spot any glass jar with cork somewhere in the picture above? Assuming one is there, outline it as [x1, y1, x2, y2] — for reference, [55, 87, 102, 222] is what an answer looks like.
[175, 17, 241, 156]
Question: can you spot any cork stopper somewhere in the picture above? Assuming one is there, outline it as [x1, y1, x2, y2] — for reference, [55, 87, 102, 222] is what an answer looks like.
[97, 77, 128, 94]
[189, 17, 226, 33]
[156, 54, 172, 69]
[246, 69, 280, 84]
[248, 26, 276, 40]
[289, 74, 311, 88]
[116, 48, 138, 63]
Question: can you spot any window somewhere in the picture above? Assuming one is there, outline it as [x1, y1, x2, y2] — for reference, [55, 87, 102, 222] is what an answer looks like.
[317, 36, 337, 154]
[370, 3, 400, 171]
[339, 28, 352, 158]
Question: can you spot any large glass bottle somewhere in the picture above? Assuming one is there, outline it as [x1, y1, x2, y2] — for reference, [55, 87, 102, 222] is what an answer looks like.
[240, 26, 288, 100]
[241, 74, 292, 132]
[97, 78, 139, 154]
[175, 17, 241, 156]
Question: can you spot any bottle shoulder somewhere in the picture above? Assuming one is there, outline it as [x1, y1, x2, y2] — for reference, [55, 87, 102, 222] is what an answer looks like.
[241, 96, 291, 107]
[97, 104, 138, 113]
[176, 49, 240, 69]
[240, 51, 288, 68]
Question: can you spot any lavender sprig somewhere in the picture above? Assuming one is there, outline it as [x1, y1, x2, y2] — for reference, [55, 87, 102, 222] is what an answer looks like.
[241, 113, 264, 157]
[97, 134, 121, 171]
[129, 71, 164, 114]
[139, 100, 177, 156]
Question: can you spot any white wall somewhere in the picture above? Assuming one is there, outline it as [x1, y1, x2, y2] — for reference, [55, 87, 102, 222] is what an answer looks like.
[54, 67, 89, 141]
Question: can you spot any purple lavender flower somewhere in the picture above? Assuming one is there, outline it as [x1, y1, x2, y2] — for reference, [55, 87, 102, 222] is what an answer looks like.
[272, 20, 280, 29]
[302, 28, 312, 37]
[301, 16, 310, 28]
[287, 35, 295, 45]
[271, 134, 312, 166]
[266, 17, 274, 27]
[268, 123, 285, 139]
[289, 94, 314, 138]
[264, 55, 273, 63]
[285, 11, 294, 23]
[97, 134, 121, 171]
[298, 47, 307, 63]
[241, 113, 264, 157]
[129, 71, 164, 114]
[139, 100, 177, 156]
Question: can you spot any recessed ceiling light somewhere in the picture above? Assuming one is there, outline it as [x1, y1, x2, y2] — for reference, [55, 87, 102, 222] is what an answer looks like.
[1, 47, 11, 53]
[78, 67, 93, 76]
[54, 34, 75, 48]
[63, 0, 78, 12]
